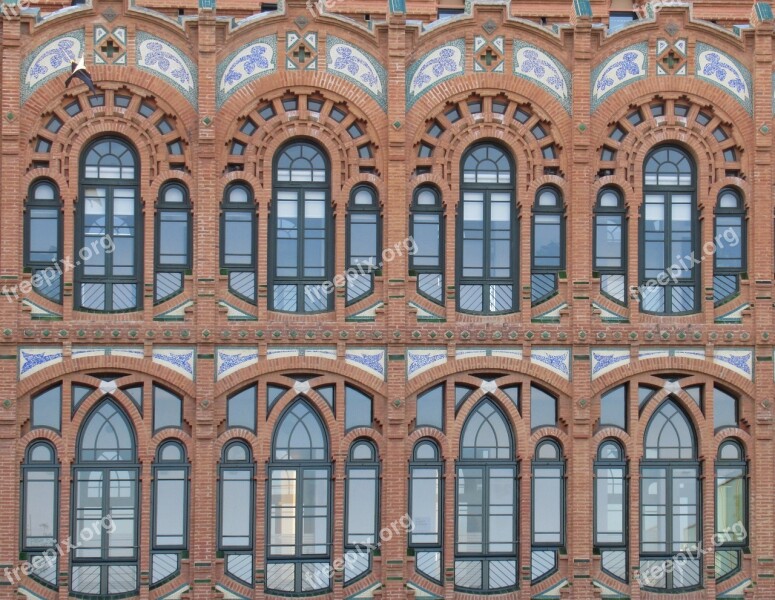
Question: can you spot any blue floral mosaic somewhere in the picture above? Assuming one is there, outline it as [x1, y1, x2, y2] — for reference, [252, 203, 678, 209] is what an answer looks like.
[406, 39, 465, 109]
[326, 36, 387, 110]
[216, 36, 277, 108]
[216, 348, 258, 380]
[21, 30, 84, 103]
[531, 349, 571, 380]
[591, 43, 647, 110]
[695, 43, 752, 114]
[513, 41, 572, 113]
[714, 349, 753, 380]
[137, 31, 198, 109]
[591, 350, 629, 380]
[345, 348, 386, 380]
[19, 348, 63, 379]
[152, 348, 195, 379]
[407, 349, 446, 379]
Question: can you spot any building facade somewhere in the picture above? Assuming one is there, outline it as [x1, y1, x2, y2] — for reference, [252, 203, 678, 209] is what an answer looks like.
[1, 0, 774, 598]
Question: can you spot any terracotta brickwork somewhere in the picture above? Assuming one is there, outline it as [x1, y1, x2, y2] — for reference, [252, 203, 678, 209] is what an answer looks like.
[1, 0, 775, 598]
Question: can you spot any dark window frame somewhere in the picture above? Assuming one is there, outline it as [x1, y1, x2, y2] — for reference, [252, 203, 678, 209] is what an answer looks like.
[593, 439, 628, 583]
[154, 180, 192, 304]
[343, 439, 380, 585]
[531, 185, 566, 305]
[24, 178, 63, 303]
[220, 181, 258, 304]
[713, 187, 746, 306]
[594, 186, 628, 305]
[409, 439, 444, 584]
[345, 184, 381, 305]
[410, 185, 445, 305]
[530, 439, 565, 584]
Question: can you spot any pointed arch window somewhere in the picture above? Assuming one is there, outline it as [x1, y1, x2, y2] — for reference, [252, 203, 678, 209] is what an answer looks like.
[25, 179, 63, 302]
[410, 185, 444, 304]
[594, 440, 627, 582]
[267, 400, 332, 593]
[155, 181, 191, 303]
[715, 440, 747, 582]
[409, 440, 443, 583]
[639, 146, 699, 315]
[71, 400, 139, 597]
[457, 143, 518, 314]
[270, 141, 333, 313]
[531, 439, 565, 583]
[594, 187, 627, 304]
[76, 138, 141, 312]
[22, 441, 59, 589]
[220, 181, 257, 303]
[531, 186, 565, 304]
[639, 400, 700, 591]
[346, 185, 381, 304]
[218, 440, 255, 586]
[344, 440, 379, 584]
[151, 441, 189, 587]
[713, 188, 745, 305]
[455, 399, 517, 592]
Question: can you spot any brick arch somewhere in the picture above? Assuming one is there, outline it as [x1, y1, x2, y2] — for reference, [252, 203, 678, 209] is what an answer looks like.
[338, 429, 385, 461]
[18, 430, 66, 463]
[451, 392, 527, 459]
[264, 392, 339, 457]
[713, 429, 752, 455]
[638, 391, 706, 452]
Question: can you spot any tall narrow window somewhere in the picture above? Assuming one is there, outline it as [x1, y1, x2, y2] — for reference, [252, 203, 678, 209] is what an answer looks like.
[531, 439, 565, 583]
[455, 399, 517, 592]
[155, 181, 191, 303]
[639, 400, 700, 590]
[409, 440, 443, 584]
[640, 146, 698, 315]
[346, 185, 380, 304]
[25, 179, 62, 302]
[221, 182, 257, 303]
[457, 143, 518, 314]
[218, 441, 255, 586]
[410, 186, 444, 304]
[713, 188, 745, 305]
[76, 138, 141, 312]
[71, 400, 139, 597]
[714, 440, 747, 582]
[531, 187, 565, 304]
[151, 441, 189, 586]
[31, 384, 62, 432]
[344, 440, 379, 584]
[270, 141, 332, 313]
[267, 400, 331, 593]
[22, 441, 59, 588]
[594, 440, 627, 582]
[594, 187, 626, 304]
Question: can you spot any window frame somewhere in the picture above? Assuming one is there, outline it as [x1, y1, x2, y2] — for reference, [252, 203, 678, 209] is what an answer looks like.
[530, 439, 565, 584]
[410, 185, 445, 305]
[531, 185, 566, 305]
[220, 181, 258, 304]
[714, 440, 748, 553]
[345, 184, 381, 305]
[154, 180, 192, 304]
[593, 440, 628, 583]
[594, 186, 627, 305]
[713, 187, 746, 306]
[343, 439, 380, 585]
[24, 178, 63, 303]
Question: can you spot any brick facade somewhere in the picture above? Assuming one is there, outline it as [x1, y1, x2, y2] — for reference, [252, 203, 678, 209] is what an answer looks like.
[1, 0, 774, 598]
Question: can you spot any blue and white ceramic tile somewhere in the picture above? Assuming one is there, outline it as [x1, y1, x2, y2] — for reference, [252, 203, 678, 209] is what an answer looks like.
[639, 347, 704, 361]
[407, 39, 465, 109]
[639, 348, 668, 360]
[530, 348, 571, 380]
[673, 348, 705, 361]
[455, 347, 523, 362]
[407, 348, 447, 380]
[713, 348, 753, 380]
[591, 43, 647, 110]
[137, 31, 198, 109]
[266, 347, 336, 360]
[216, 36, 277, 108]
[94, 26, 127, 65]
[19, 347, 63, 380]
[326, 36, 387, 110]
[455, 348, 487, 360]
[345, 348, 386, 380]
[695, 43, 752, 114]
[21, 30, 83, 103]
[513, 41, 571, 113]
[590, 349, 630, 380]
[216, 348, 258, 381]
[71, 346, 144, 360]
[152, 347, 195, 380]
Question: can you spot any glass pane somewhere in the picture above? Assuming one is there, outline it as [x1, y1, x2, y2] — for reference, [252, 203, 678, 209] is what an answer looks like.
[24, 469, 57, 547]
[228, 386, 256, 431]
[221, 470, 252, 547]
[346, 468, 377, 544]
[345, 386, 372, 430]
[416, 385, 443, 429]
[153, 386, 182, 431]
[533, 467, 562, 543]
[31, 385, 61, 431]
[600, 385, 626, 429]
[531, 386, 556, 429]
[595, 467, 624, 544]
[154, 469, 185, 546]
[410, 467, 440, 544]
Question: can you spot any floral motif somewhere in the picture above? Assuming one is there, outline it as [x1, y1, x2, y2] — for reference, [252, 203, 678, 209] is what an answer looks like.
[407, 350, 446, 379]
[136, 33, 197, 105]
[591, 44, 647, 108]
[19, 349, 63, 377]
[531, 350, 570, 379]
[513, 43, 571, 112]
[140, 41, 191, 86]
[714, 350, 752, 378]
[519, 49, 565, 92]
[153, 349, 195, 377]
[217, 349, 258, 379]
[331, 46, 378, 88]
[696, 45, 751, 112]
[325, 38, 386, 108]
[591, 351, 629, 378]
[224, 46, 271, 85]
[345, 349, 385, 379]
[22, 32, 84, 101]
[27, 39, 79, 82]
[218, 40, 276, 103]
[700, 52, 745, 93]
[596, 52, 641, 92]
[407, 41, 464, 107]
[412, 48, 458, 90]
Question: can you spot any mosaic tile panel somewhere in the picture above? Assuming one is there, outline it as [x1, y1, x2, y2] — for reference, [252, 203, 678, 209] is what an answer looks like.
[513, 41, 571, 113]
[326, 35, 387, 110]
[591, 42, 647, 110]
[407, 39, 465, 109]
[695, 42, 752, 114]
[137, 31, 198, 109]
[216, 35, 277, 108]
[21, 30, 84, 103]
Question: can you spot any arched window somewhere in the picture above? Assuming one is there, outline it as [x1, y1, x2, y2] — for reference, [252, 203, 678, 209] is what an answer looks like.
[24, 179, 62, 302]
[220, 182, 257, 303]
[715, 440, 747, 582]
[22, 441, 59, 588]
[594, 440, 627, 582]
[267, 400, 331, 593]
[713, 188, 745, 305]
[410, 186, 444, 304]
[346, 185, 381, 304]
[455, 399, 517, 592]
[639, 400, 700, 591]
[270, 141, 333, 313]
[72, 400, 139, 597]
[154, 181, 192, 303]
[531, 439, 565, 583]
[151, 441, 189, 587]
[457, 143, 518, 314]
[531, 186, 565, 305]
[409, 440, 443, 584]
[639, 146, 698, 315]
[594, 187, 626, 304]
[76, 137, 141, 312]
[344, 440, 379, 584]
[218, 440, 255, 586]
